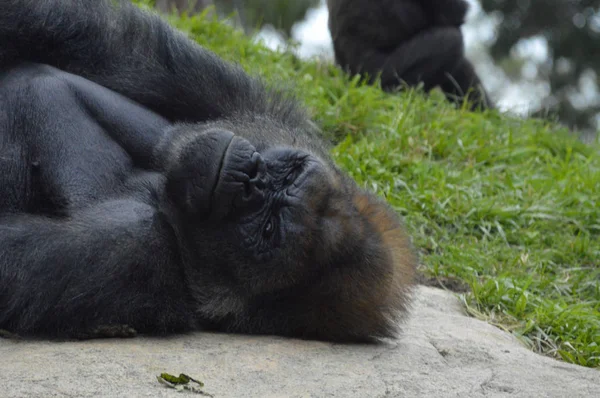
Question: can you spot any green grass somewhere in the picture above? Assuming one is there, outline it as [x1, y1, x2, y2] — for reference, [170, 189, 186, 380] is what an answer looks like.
[137, 3, 600, 369]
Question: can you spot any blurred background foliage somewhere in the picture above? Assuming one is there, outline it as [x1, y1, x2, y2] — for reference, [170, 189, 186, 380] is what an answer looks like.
[479, 0, 600, 139]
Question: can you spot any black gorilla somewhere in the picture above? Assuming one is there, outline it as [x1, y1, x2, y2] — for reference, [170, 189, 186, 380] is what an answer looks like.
[327, 0, 493, 110]
[0, 0, 417, 342]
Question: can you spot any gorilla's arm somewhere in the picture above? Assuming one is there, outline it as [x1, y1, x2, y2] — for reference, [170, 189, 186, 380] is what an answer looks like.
[2, 62, 174, 173]
[51, 66, 173, 170]
[0, 63, 261, 337]
[0, 201, 194, 337]
[0, 0, 274, 124]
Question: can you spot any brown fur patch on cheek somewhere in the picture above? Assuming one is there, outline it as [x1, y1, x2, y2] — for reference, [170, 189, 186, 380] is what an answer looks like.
[292, 191, 418, 341]
[382, 226, 417, 297]
[315, 192, 369, 266]
[353, 192, 418, 300]
[353, 193, 397, 233]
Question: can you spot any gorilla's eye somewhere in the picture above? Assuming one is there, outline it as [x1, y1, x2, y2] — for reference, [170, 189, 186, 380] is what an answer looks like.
[263, 217, 275, 238]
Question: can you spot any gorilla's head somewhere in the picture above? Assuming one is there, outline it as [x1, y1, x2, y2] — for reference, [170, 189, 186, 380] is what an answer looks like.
[165, 124, 417, 342]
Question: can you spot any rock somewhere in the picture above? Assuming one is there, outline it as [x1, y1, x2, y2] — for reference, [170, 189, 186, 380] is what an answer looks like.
[1, 286, 598, 397]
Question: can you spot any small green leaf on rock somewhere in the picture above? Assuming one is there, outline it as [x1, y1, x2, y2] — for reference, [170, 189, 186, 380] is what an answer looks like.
[157, 372, 212, 396]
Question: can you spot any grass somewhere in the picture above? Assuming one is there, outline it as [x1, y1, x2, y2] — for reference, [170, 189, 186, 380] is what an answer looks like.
[136, 2, 600, 369]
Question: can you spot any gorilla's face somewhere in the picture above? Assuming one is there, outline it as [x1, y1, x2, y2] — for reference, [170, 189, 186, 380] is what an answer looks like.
[167, 127, 415, 342]
[171, 128, 342, 288]
[216, 146, 341, 288]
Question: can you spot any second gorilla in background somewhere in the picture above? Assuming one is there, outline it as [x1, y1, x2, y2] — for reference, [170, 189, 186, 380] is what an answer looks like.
[327, 0, 493, 110]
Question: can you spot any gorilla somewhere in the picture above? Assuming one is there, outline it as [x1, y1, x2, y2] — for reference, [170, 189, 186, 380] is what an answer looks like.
[327, 0, 493, 110]
[0, 0, 417, 342]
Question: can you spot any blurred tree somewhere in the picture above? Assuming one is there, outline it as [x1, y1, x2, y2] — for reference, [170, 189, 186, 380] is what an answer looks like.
[480, 0, 600, 135]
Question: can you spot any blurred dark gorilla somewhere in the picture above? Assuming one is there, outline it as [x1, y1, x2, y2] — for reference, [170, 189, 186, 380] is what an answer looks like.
[327, 0, 493, 110]
[0, 0, 417, 342]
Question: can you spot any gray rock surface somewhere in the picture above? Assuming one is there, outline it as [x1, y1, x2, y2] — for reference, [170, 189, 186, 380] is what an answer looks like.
[1, 286, 598, 397]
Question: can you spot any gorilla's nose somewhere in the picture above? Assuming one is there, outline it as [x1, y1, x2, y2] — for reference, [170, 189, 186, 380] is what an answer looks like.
[210, 136, 267, 220]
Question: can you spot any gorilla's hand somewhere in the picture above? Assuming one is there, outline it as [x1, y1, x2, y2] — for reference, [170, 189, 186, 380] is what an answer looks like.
[165, 127, 267, 219]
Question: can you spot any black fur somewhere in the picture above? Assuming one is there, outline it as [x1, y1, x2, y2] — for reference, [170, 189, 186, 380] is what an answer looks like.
[0, 0, 417, 342]
[327, 0, 493, 109]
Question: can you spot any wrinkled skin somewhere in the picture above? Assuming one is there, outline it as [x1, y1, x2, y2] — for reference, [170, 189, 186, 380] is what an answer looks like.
[0, 0, 417, 342]
[327, 0, 493, 110]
